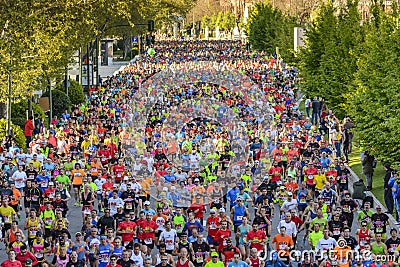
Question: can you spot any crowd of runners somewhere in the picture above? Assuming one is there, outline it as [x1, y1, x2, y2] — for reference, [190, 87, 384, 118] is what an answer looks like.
[0, 40, 397, 267]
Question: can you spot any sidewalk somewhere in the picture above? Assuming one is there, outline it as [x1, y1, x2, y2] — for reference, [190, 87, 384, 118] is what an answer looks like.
[347, 165, 398, 228]
[98, 61, 130, 78]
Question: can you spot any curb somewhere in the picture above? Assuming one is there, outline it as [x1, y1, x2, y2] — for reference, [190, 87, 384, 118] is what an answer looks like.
[346, 164, 398, 228]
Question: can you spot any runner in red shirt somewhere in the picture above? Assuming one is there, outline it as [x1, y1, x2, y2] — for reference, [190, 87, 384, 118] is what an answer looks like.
[43, 182, 56, 201]
[112, 159, 125, 183]
[268, 162, 283, 183]
[106, 255, 122, 267]
[215, 220, 232, 252]
[206, 209, 220, 246]
[221, 240, 240, 264]
[188, 195, 205, 223]
[138, 213, 157, 255]
[1, 250, 22, 267]
[246, 222, 267, 252]
[117, 214, 137, 246]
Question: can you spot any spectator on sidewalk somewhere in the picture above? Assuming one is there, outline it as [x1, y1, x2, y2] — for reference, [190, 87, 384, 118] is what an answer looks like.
[305, 97, 311, 118]
[23, 116, 34, 149]
[362, 151, 376, 191]
[311, 97, 320, 125]
[384, 164, 394, 214]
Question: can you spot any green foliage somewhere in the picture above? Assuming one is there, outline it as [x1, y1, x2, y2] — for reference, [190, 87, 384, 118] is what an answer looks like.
[55, 79, 85, 105]
[210, 13, 218, 29]
[220, 13, 236, 31]
[246, 3, 296, 62]
[201, 15, 210, 29]
[298, 0, 364, 118]
[11, 100, 45, 130]
[348, 12, 400, 166]
[41, 90, 71, 118]
[0, 119, 26, 150]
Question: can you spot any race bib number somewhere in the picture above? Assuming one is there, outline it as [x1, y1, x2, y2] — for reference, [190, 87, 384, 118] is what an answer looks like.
[34, 252, 43, 258]
[29, 229, 37, 236]
[236, 216, 243, 221]
[84, 207, 91, 215]
[300, 198, 306, 203]
[144, 238, 153, 245]
[176, 224, 182, 231]
[126, 203, 133, 210]
[46, 218, 53, 225]
[333, 229, 340, 236]
[196, 257, 204, 263]
[279, 244, 287, 250]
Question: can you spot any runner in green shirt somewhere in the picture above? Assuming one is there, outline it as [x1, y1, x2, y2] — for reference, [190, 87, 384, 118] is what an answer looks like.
[55, 169, 70, 188]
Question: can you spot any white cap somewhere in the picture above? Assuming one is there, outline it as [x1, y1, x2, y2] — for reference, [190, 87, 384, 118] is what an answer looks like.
[144, 201, 150, 205]
[162, 187, 168, 192]
[219, 207, 225, 212]
[287, 192, 293, 196]
[116, 204, 123, 208]
[194, 178, 200, 182]
[171, 186, 176, 190]
[124, 176, 129, 181]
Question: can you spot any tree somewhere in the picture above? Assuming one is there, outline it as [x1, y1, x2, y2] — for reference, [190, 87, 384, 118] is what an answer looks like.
[11, 100, 45, 130]
[246, 3, 296, 61]
[55, 80, 85, 105]
[348, 9, 400, 166]
[41, 90, 71, 118]
[220, 12, 236, 31]
[298, 0, 364, 118]
[210, 13, 218, 29]
[0, 119, 26, 149]
[201, 15, 210, 30]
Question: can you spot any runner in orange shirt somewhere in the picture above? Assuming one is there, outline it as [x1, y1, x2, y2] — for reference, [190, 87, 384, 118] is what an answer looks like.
[271, 226, 294, 264]
[71, 163, 85, 205]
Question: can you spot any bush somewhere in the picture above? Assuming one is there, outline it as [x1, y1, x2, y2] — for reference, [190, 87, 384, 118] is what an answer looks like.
[41, 89, 71, 118]
[0, 119, 26, 149]
[11, 100, 45, 129]
[55, 79, 85, 105]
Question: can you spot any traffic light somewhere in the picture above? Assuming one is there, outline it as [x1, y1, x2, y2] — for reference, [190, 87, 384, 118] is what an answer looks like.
[148, 20, 154, 32]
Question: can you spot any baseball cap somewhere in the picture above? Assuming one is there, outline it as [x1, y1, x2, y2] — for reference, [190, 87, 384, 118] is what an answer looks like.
[236, 196, 243, 201]
[75, 232, 82, 236]
[219, 207, 225, 212]
[210, 209, 216, 214]
[100, 235, 107, 239]
[194, 178, 200, 182]
[211, 252, 219, 257]
[287, 192, 293, 196]
[144, 201, 150, 205]
[124, 177, 129, 181]
[117, 204, 123, 209]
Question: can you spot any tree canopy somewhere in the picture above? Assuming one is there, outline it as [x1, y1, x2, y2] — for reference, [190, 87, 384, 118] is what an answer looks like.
[246, 2, 296, 61]
[0, 0, 195, 105]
